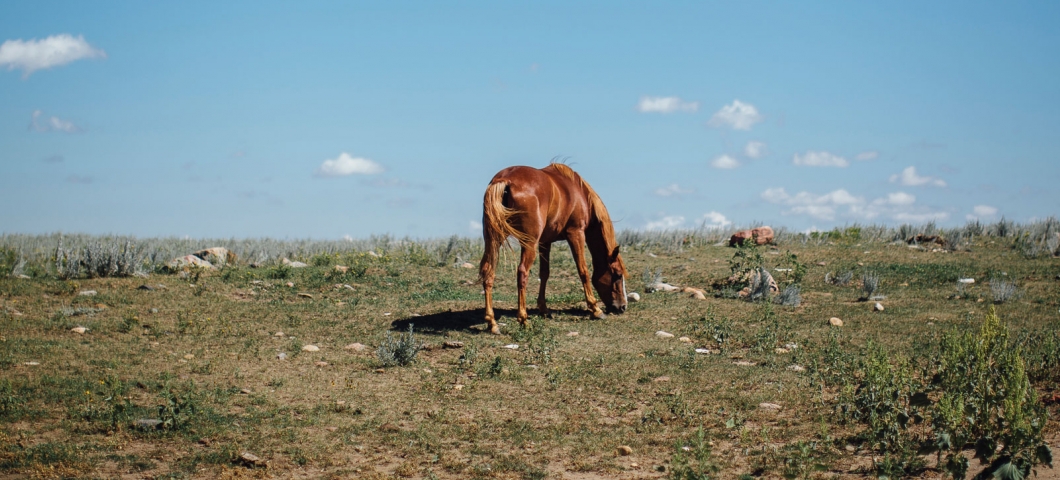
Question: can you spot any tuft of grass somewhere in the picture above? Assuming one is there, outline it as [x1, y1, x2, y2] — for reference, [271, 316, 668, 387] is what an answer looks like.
[990, 278, 1020, 303]
[775, 284, 800, 307]
[861, 272, 880, 300]
[376, 324, 422, 367]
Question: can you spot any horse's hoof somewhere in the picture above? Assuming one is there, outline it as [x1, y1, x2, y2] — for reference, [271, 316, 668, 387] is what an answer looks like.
[489, 325, 501, 335]
[591, 310, 607, 320]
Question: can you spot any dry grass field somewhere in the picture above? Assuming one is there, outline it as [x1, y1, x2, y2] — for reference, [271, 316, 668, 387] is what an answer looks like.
[1, 227, 1058, 479]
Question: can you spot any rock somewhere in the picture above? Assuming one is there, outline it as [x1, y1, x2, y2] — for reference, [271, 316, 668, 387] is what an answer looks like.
[503, 344, 519, 350]
[566, 331, 579, 337]
[239, 452, 264, 467]
[655, 331, 674, 339]
[459, 262, 475, 269]
[442, 341, 464, 349]
[787, 365, 805, 372]
[274, 331, 285, 337]
[137, 284, 155, 291]
[71, 326, 87, 334]
[816, 261, 827, 266]
[345, 343, 366, 352]
[240, 388, 252, 394]
[653, 376, 670, 383]
[167, 255, 215, 270]
[277, 352, 287, 360]
[79, 290, 98, 296]
[193, 247, 236, 267]
[873, 302, 884, 312]
[281, 258, 308, 268]
[183, 354, 195, 360]
[297, 293, 313, 299]
[758, 402, 782, 410]
[775, 347, 790, 354]
[729, 226, 775, 247]
[325, 426, 338, 432]
[678, 336, 692, 343]
[958, 278, 975, 284]
[133, 418, 163, 430]
[23, 362, 39, 366]
[626, 292, 641, 302]
[617, 445, 634, 456]
[334, 265, 349, 274]
[784, 342, 798, 350]
[285, 281, 295, 287]
[302, 345, 320, 352]
[368, 250, 381, 257]
[150, 308, 159, 313]
[646, 282, 680, 293]
[314, 361, 328, 367]
[16, 274, 31, 279]
[733, 360, 757, 366]
[694, 348, 712, 354]
[829, 317, 844, 327]
[342, 284, 355, 291]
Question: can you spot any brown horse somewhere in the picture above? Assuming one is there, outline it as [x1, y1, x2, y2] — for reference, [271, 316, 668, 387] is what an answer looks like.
[479, 163, 628, 334]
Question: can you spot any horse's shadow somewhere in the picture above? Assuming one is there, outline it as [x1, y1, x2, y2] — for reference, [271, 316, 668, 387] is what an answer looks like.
[389, 307, 589, 335]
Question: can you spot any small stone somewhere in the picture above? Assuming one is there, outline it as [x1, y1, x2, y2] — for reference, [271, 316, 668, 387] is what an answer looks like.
[958, 278, 975, 284]
[873, 302, 884, 312]
[343, 284, 355, 291]
[325, 426, 338, 432]
[679, 336, 692, 343]
[16, 274, 30, 279]
[453, 384, 464, 391]
[733, 360, 757, 366]
[977, 298, 984, 303]
[277, 352, 287, 360]
[240, 452, 264, 467]
[133, 418, 163, 430]
[23, 361, 40, 366]
[375, 368, 385, 373]
[787, 365, 806, 372]
[79, 290, 97, 296]
[345, 343, 366, 352]
[137, 284, 155, 291]
[845, 445, 856, 452]
[297, 293, 313, 299]
[503, 344, 519, 350]
[626, 292, 641, 302]
[816, 261, 827, 266]
[775, 347, 790, 354]
[314, 361, 328, 367]
[274, 331, 285, 337]
[566, 331, 579, 337]
[383, 312, 392, 316]
[784, 342, 798, 350]
[71, 326, 87, 334]
[150, 308, 159, 313]
[829, 317, 844, 327]
[442, 341, 464, 349]
[759, 402, 782, 410]
[653, 376, 670, 382]
[240, 388, 252, 394]
[694, 348, 712, 354]
[302, 345, 320, 352]
[285, 281, 294, 287]
[183, 354, 195, 360]
[459, 262, 475, 269]
[655, 331, 674, 338]
[617, 445, 634, 456]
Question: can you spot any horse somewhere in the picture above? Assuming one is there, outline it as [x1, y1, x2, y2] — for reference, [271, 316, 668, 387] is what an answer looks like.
[478, 163, 628, 334]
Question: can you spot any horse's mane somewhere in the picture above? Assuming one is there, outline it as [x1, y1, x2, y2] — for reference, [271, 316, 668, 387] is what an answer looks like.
[547, 163, 618, 253]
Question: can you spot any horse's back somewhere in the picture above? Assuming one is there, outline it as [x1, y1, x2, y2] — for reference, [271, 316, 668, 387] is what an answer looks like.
[488, 164, 590, 240]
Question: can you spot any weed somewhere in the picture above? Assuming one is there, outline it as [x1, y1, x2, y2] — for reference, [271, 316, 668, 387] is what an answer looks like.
[860, 272, 880, 300]
[377, 324, 422, 367]
[458, 342, 479, 370]
[669, 427, 719, 480]
[695, 306, 732, 349]
[775, 284, 801, 307]
[509, 318, 558, 365]
[990, 278, 1020, 303]
[825, 271, 853, 286]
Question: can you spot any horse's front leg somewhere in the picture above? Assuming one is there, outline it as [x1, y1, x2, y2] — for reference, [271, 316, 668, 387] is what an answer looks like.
[567, 232, 605, 319]
[536, 243, 552, 318]
[516, 242, 538, 327]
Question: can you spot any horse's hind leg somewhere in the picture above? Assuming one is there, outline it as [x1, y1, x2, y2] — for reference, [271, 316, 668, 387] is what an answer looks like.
[567, 232, 605, 319]
[480, 223, 501, 334]
[536, 243, 552, 318]
[516, 242, 538, 327]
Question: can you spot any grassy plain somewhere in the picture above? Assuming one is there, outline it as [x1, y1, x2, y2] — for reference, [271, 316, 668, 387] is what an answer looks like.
[0, 232, 1058, 479]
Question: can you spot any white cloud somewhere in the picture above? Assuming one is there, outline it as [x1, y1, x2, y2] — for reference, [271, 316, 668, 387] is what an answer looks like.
[30, 110, 81, 133]
[0, 34, 106, 77]
[636, 96, 699, 113]
[710, 154, 740, 169]
[966, 204, 998, 221]
[469, 220, 483, 233]
[646, 215, 685, 231]
[877, 191, 915, 206]
[744, 141, 767, 159]
[700, 211, 732, 229]
[894, 211, 950, 223]
[760, 187, 862, 220]
[708, 100, 762, 130]
[654, 183, 694, 197]
[792, 151, 848, 167]
[763, 186, 948, 223]
[855, 151, 879, 161]
[315, 152, 384, 177]
[889, 166, 947, 187]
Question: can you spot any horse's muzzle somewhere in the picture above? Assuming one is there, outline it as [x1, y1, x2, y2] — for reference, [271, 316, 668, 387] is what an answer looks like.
[607, 304, 627, 314]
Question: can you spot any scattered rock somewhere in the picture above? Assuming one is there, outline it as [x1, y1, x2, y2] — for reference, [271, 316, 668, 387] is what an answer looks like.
[167, 255, 215, 271]
[617, 445, 634, 456]
[302, 345, 320, 352]
[784, 342, 798, 350]
[758, 402, 782, 410]
[566, 331, 579, 337]
[79, 290, 98, 296]
[958, 278, 975, 284]
[503, 344, 519, 350]
[626, 292, 641, 302]
[274, 331, 285, 337]
[729, 226, 775, 247]
[277, 352, 287, 360]
[71, 326, 87, 334]
[655, 331, 675, 339]
[314, 361, 328, 367]
[240, 388, 252, 394]
[239, 452, 264, 467]
[137, 284, 155, 291]
[453, 384, 464, 391]
[442, 341, 464, 349]
[646, 282, 680, 293]
[333, 265, 349, 274]
[23, 362, 39, 366]
[183, 354, 195, 360]
[150, 308, 159, 313]
[297, 293, 313, 299]
[459, 262, 475, 269]
[829, 317, 844, 327]
[775, 347, 790, 354]
[733, 360, 757, 366]
[678, 336, 692, 343]
[193, 247, 236, 267]
[787, 365, 805, 372]
[285, 281, 295, 287]
[873, 302, 884, 312]
[345, 343, 366, 352]
[845, 445, 856, 453]
[694, 348, 712, 354]
[133, 418, 163, 430]
[325, 426, 338, 432]
[342, 284, 355, 291]
[281, 258, 308, 268]
[653, 376, 670, 383]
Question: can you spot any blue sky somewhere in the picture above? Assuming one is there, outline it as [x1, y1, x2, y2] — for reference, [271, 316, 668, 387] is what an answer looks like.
[3, 2, 1058, 239]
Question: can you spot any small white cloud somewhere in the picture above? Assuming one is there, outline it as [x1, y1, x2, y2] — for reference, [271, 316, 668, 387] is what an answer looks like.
[636, 96, 699, 113]
[0, 34, 106, 78]
[31, 110, 81, 133]
[855, 151, 879, 161]
[710, 154, 740, 169]
[744, 141, 767, 159]
[889, 166, 946, 187]
[761, 187, 863, 220]
[654, 183, 694, 197]
[700, 211, 732, 229]
[315, 152, 384, 177]
[966, 204, 999, 221]
[646, 215, 685, 231]
[894, 211, 950, 223]
[877, 191, 916, 206]
[708, 100, 762, 130]
[761, 187, 790, 204]
[469, 220, 483, 233]
[765, 186, 947, 223]
[792, 151, 848, 167]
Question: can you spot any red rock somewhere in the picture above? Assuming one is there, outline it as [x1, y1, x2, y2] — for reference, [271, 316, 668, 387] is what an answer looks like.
[729, 226, 775, 247]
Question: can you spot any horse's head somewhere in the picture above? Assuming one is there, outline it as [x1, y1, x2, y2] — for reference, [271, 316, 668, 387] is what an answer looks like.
[593, 246, 628, 314]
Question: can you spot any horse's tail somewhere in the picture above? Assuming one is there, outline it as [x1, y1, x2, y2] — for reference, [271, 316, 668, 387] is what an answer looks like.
[480, 181, 533, 283]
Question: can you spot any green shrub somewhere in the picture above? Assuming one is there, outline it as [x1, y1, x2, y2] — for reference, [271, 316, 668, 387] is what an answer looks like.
[376, 324, 422, 367]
